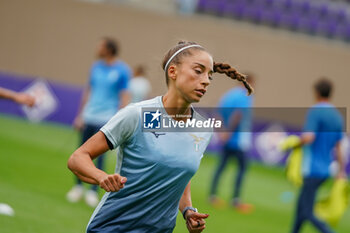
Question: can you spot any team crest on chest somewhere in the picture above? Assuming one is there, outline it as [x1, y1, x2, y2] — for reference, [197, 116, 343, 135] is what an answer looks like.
[190, 134, 205, 152]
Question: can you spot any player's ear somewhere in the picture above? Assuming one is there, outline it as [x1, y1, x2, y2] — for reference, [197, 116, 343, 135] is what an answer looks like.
[168, 65, 177, 81]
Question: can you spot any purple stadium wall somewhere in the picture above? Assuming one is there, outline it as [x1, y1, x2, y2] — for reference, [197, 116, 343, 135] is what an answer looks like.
[0, 71, 82, 125]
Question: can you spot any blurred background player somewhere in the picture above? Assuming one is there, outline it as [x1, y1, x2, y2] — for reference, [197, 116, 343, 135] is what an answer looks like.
[209, 74, 255, 214]
[129, 65, 151, 103]
[290, 78, 346, 233]
[0, 87, 35, 107]
[66, 37, 131, 207]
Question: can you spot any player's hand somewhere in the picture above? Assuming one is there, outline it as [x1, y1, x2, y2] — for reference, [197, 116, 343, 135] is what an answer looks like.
[336, 170, 347, 179]
[218, 132, 231, 143]
[185, 211, 209, 233]
[15, 93, 35, 107]
[97, 173, 127, 192]
[73, 116, 84, 131]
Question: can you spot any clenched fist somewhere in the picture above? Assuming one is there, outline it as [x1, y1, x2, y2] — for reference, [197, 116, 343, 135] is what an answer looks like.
[98, 174, 127, 192]
[185, 211, 209, 233]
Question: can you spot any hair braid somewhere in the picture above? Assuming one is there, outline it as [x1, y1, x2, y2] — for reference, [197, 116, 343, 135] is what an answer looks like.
[213, 62, 254, 95]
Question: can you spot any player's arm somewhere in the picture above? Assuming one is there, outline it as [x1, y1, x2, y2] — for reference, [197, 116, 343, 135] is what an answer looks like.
[299, 108, 317, 147]
[0, 87, 19, 100]
[219, 111, 242, 142]
[179, 181, 209, 232]
[287, 132, 315, 150]
[118, 66, 131, 109]
[73, 86, 90, 130]
[230, 111, 242, 129]
[179, 181, 193, 214]
[0, 87, 35, 107]
[67, 131, 127, 192]
[299, 132, 315, 146]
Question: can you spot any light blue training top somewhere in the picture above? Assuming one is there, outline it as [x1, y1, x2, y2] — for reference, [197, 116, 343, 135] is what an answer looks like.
[86, 96, 212, 233]
[218, 87, 253, 151]
[302, 102, 344, 178]
[82, 60, 131, 126]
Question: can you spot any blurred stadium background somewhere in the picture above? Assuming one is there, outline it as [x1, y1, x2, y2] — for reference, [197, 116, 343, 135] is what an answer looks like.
[0, 0, 350, 232]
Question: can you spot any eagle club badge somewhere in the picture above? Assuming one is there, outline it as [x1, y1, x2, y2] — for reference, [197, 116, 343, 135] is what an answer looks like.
[190, 134, 205, 152]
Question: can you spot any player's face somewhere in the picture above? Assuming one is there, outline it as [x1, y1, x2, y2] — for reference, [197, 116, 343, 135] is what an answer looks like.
[96, 40, 108, 59]
[174, 50, 213, 103]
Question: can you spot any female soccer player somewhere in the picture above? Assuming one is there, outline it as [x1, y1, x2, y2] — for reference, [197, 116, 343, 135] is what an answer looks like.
[68, 41, 253, 233]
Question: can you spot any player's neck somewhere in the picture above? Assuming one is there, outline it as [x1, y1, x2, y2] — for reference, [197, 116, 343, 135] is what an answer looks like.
[316, 97, 330, 103]
[162, 91, 192, 121]
[103, 56, 117, 65]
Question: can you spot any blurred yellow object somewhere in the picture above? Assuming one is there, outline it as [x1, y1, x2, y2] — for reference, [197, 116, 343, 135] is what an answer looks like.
[279, 135, 303, 187]
[315, 179, 349, 226]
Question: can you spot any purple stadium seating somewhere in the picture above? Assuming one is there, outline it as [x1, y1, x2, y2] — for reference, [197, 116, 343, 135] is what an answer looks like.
[245, 5, 265, 23]
[299, 1, 311, 14]
[281, 11, 303, 30]
[264, 0, 275, 8]
[197, 0, 207, 12]
[196, 0, 350, 42]
[225, 1, 247, 19]
[319, 19, 338, 38]
[303, 15, 320, 34]
[318, 4, 329, 18]
[263, 10, 283, 27]
[338, 23, 350, 40]
[331, 8, 347, 23]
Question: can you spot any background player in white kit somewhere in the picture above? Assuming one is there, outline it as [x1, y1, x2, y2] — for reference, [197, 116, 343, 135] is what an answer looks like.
[129, 65, 151, 103]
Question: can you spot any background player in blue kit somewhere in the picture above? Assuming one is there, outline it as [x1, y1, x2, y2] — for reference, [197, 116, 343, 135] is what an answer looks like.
[209, 75, 255, 213]
[66, 37, 131, 207]
[67, 41, 253, 233]
[290, 78, 346, 233]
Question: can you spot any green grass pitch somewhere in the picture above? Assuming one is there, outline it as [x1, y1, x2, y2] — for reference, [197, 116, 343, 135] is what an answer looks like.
[0, 114, 349, 233]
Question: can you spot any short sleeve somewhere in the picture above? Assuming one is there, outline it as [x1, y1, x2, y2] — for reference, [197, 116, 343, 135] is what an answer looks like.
[119, 65, 132, 91]
[88, 62, 97, 86]
[304, 108, 318, 132]
[100, 105, 140, 149]
[335, 115, 345, 142]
